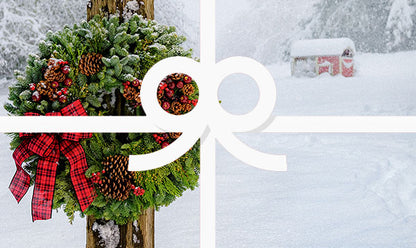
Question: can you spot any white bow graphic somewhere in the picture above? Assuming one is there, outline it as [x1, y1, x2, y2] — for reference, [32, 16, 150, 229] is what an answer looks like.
[128, 56, 287, 172]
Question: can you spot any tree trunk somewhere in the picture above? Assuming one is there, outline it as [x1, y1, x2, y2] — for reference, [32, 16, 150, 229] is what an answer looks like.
[85, 1, 155, 248]
[87, 0, 154, 21]
[86, 207, 155, 248]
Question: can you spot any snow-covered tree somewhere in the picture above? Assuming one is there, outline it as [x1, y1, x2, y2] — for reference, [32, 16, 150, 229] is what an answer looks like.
[0, 0, 191, 84]
[385, 0, 414, 51]
[0, 0, 85, 80]
[297, 0, 391, 53]
[297, 0, 416, 53]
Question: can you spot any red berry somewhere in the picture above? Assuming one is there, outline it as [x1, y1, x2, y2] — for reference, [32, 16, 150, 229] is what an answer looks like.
[57, 91, 62, 96]
[102, 170, 105, 173]
[29, 83, 36, 91]
[162, 101, 170, 110]
[180, 95, 188, 104]
[192, 99, 198, 106]
[59, 95, 67, 103]
[159, 82, 167, 89]
[61, 65, 70, 74]
[161, 142, 169, 148]
[51, 81, 59, 89]
[184, 76, 192, 84]
[132, 79, 141, 87]
[62, 87, 68, 95]
[131, 185, 135, 189]
[64, 78, 73, 87]
[176, 81, 184, 89]
[168, 82, 175, 89]
[32, 91, 41, 102]
[165, 89, 174, 98]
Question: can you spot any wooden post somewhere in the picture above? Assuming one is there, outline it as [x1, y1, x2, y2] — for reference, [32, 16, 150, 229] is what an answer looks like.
[137, 208, 155, 248]
[85, 1, 155, 247]
[87, 0, 154, 21]
[86, 208, 154, 248]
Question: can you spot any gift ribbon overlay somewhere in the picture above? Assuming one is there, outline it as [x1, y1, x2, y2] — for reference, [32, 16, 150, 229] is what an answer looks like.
[1, 0, 416, 247]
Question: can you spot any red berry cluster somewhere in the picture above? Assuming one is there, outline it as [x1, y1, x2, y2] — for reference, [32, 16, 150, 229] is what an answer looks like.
[152, 133, 170, 148]
[130, 185, 145, 196]
[123, 78, 142, 89]
[91, 170, 105, 184]
[152, 132, 182, 149]
[157, 73, 198, 115]
[59, 61, 71, 74]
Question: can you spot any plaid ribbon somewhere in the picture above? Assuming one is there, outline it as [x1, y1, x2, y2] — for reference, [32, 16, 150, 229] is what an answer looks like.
[9, 100, 96, 221]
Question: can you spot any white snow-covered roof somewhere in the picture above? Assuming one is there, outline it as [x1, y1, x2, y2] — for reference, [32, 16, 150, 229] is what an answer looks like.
[291, 38, 355, 57]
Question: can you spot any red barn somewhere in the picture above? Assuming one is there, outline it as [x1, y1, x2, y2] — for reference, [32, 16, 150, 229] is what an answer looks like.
[290, 38, 355, 77]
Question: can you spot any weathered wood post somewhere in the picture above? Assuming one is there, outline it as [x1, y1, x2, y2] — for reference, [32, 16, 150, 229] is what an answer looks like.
[86, 208, 154, 248]
[85, 1, 155, 247]
[87, 0, 154, 21]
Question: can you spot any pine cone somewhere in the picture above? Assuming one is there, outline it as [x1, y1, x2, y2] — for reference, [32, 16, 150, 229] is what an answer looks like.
[36, 81, 50, 95]
[183, 103, 193, 113]
[182, 84, 195, 96]
[44, 65, 66, 83]
[171, 73, 183, 81]
[36, 81, 59, 101]
[79, 53, 103, 76]
[123, 86, 138, 101]
[171, 101, 183, 115]
[169, 132, 181, 139]
[134, 92, 141, 104]
[98, 155, 134, 201]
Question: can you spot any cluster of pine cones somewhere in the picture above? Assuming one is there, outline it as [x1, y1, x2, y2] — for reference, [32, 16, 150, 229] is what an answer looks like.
[157, 73, 198, 115]
[30, 58, 72, 103]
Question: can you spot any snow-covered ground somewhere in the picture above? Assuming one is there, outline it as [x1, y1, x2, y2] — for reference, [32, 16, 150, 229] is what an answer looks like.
[1, 51, 416, 247]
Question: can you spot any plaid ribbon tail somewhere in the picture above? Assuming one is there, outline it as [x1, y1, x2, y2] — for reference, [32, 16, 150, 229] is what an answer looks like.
[10, 101, 93, 221]
[9, 139, 34, 202]
[60, 140, 96, 212]
[31, 139, 60, 221]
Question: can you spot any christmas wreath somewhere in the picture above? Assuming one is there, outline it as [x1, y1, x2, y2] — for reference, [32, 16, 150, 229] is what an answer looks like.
[5, 15, 200, 224]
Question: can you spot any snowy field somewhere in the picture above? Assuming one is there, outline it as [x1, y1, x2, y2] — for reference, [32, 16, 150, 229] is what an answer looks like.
[1, 51, 416, 247]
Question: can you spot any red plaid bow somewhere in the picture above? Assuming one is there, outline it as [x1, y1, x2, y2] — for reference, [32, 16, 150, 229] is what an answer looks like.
[9, 100, 96, 221]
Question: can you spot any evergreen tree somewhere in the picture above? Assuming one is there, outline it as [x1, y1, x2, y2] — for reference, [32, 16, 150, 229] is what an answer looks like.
[386, 0, 414, 51]
[298, 0, 391, 53]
